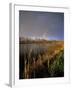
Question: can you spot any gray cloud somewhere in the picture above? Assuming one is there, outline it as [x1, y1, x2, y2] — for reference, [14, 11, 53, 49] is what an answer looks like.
[19, 11, 64, 40]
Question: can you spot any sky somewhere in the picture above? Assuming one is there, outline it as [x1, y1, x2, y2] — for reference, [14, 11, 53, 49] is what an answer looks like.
[19, 10, 64, 40]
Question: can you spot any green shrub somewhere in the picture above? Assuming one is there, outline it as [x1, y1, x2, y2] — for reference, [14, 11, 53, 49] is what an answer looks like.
[49, 50, 64, 77]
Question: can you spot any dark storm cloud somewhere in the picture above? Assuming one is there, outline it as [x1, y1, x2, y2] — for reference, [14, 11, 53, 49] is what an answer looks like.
[19, 10, 64, 40]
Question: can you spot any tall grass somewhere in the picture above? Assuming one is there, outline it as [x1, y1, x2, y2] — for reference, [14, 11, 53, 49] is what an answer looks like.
[19, 41, 64, 79]
[49, 49, 64, 77]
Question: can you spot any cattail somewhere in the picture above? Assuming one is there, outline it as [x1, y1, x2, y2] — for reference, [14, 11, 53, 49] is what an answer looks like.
[33, 57, 35, 78]
[28, 48, 32, 78]
[28, 48, 32, 59]
[42, 54, 45, 61]
[38, 54, 42, 65]
[24, 60, 27, 79]
[48, 59, 50, 69]
[46, 52, 49, 69]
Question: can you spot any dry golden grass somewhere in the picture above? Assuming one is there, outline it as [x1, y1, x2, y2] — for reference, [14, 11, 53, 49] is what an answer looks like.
[19, 40, 64, 79]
